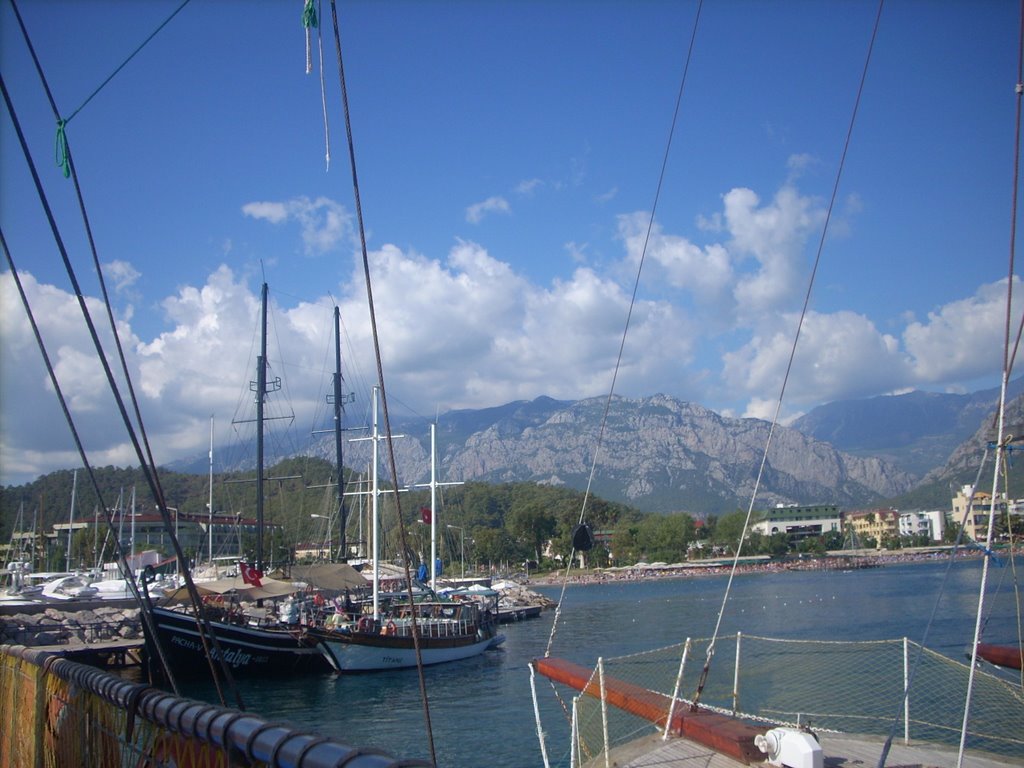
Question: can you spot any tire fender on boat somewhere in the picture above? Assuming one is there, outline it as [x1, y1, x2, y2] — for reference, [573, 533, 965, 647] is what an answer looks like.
[356, 616, 374, 633]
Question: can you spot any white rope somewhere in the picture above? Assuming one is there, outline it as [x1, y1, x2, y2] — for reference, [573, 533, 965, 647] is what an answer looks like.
[529, 662, 552, 768]
[317, 0, 330, 171]
[663, 637, 690, 740]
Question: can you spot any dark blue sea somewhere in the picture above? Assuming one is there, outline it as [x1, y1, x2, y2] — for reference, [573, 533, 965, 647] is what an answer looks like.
[176, 558, 1021, 767]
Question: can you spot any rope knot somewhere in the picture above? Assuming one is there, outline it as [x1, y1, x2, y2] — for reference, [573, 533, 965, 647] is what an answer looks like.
[54, 119, 70, 178]
[301, 0, 318, 29]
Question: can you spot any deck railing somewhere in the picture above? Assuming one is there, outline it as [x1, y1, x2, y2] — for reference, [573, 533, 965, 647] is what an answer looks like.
[556, 633, 1024, 765]
[0, 644, 430, 767]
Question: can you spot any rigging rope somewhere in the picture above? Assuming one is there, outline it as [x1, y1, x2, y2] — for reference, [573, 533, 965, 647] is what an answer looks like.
[4, 1, 242, 707]
[303, 0, 331, 170]
[326, 2, 436, 762]
[52, 0, 192, 177]
[691, 0, 885, 711]
[543, 0, 706, 662]
[949, 3, 1024, 762]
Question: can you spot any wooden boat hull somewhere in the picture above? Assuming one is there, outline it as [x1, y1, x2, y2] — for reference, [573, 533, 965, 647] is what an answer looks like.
[146, 606, 336, 678]
[497, 604, 543, 623]
[976, 642, 1023, 670]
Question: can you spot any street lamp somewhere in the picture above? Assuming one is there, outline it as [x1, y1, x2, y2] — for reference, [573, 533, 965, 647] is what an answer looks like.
[311, 514, 332, 561]
[447, 524, 465, 578]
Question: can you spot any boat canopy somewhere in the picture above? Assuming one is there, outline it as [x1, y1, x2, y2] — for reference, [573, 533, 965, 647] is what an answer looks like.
[289, 563, 368, 591]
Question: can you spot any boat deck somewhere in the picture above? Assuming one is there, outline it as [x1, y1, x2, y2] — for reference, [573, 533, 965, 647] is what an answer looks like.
[598, 731, 1021, 768]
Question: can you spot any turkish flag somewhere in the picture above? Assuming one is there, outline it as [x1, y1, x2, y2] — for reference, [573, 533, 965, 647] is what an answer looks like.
[240, 562, 263, 587]
[420, 507, 432, 524]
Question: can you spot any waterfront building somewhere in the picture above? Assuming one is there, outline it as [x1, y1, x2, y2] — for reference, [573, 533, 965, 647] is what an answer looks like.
[952, 485, 1001, 542]
[844, 508, 900, 548]
[898, 510, 946, 542]
[750, 504, 841, 542]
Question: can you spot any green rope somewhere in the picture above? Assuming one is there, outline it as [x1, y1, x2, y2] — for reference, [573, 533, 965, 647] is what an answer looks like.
[55, 119, 69, 178]
[53, 0, 192, 176]
[303, 0, 319, 29]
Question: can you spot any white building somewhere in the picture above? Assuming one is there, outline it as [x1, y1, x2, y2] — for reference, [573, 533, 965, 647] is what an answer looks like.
[898, 510, 945, 542]
[751, 504, 842, 541]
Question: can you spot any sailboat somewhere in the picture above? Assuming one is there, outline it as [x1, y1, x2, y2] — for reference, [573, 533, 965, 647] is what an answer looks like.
[310, 387, 503, 672]
[141, 283, 336, 678]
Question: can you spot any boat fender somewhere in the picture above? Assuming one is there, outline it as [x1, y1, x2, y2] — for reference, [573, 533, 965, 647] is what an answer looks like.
[357, 616, 374, 633]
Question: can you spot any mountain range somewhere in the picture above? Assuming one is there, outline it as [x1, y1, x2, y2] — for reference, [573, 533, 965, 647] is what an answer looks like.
[242, 378, 1019, 516]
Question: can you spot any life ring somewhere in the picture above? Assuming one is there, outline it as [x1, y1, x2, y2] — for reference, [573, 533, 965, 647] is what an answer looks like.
[357, 616, 374, 633]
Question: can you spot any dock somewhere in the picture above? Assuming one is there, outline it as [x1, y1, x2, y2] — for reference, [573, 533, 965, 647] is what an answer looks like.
[27, 638, 145, 668]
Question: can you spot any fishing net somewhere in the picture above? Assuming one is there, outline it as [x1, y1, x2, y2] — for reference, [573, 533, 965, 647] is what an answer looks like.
[566, 634, 1024, 766]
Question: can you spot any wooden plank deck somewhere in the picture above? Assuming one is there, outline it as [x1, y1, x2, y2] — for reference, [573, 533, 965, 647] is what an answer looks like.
[30, 638, 145, 667]
[593, 731, 1022, 768]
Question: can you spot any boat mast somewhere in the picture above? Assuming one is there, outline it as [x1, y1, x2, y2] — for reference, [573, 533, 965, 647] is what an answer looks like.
[412, 423, 463, 593]
[66, 469, 77, 568]
[255, 283, 268, 572]
[371, 387, 381, 619]
[331, 306, 350, 561]
[208, 415, 214, 567]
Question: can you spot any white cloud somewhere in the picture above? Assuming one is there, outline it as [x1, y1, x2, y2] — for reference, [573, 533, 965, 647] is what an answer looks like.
[242, 196, 353, 254]
[617, 213, 733, 301]
[903, 279, 1016, 383]
[725, 185, 822, 317]
[465, 196, 511, 224]
[516, 178, 543, 195]
[0, 181, 1012, 485]
[241, 201, 289, 224]
[104, 260, 140, 293]
[723, 310, 909, 416]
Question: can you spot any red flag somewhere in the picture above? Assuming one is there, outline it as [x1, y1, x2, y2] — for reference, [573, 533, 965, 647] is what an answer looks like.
[420, 507, 432, 525]
[240, 562, 263, 587]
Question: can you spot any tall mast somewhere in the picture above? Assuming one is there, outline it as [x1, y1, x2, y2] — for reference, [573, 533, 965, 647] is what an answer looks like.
[66, 469, 77, 567]
[371, 387, 381, 619]
[208, 415, 214, 566]
[255, 282, 268, 572]
[412, 423, 462, 592]
[332, 306, 348, 561]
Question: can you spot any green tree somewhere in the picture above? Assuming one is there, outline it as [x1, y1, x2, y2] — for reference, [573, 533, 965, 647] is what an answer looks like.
[508, 502, 557, 563]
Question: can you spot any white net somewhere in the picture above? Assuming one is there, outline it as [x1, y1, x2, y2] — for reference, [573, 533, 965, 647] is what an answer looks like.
[566, 634, 1024, 765]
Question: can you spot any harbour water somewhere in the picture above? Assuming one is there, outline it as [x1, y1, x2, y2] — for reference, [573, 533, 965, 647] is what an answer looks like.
[175, 558, 1019, 767]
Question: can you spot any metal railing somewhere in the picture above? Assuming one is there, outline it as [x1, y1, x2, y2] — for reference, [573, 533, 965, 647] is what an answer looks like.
[0, 644, 431, 767]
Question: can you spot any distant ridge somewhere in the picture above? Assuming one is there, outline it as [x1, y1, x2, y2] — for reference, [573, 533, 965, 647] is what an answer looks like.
[790, 378, 1023, 478]
[146, 382, 1018, 515]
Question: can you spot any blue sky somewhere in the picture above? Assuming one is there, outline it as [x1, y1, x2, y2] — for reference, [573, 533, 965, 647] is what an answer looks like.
[1, 0, 1020, 486]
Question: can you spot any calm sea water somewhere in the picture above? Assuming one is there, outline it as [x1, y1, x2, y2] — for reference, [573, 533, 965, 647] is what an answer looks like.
[175, 558, 1020, 767]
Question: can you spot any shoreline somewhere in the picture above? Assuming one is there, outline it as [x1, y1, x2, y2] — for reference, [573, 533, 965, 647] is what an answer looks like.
[523, 548, 987, 587]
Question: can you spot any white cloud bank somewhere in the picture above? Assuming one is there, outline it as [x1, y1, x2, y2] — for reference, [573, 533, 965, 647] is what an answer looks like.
[1, 183, 1010, 485]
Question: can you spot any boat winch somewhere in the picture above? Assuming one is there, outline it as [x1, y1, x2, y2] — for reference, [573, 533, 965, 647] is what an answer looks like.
[754, 727, 823, 768]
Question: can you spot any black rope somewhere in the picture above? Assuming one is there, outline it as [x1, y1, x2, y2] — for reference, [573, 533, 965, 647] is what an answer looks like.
[545, 0, 706, 662]
[0, 225, 181, 698]
[327, 2, 435, 762]
[692, 0, 886, 710]
[0, 66, 242, 709]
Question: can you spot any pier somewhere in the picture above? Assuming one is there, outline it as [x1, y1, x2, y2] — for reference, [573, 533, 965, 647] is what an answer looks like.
[27, 637, 145, 668]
